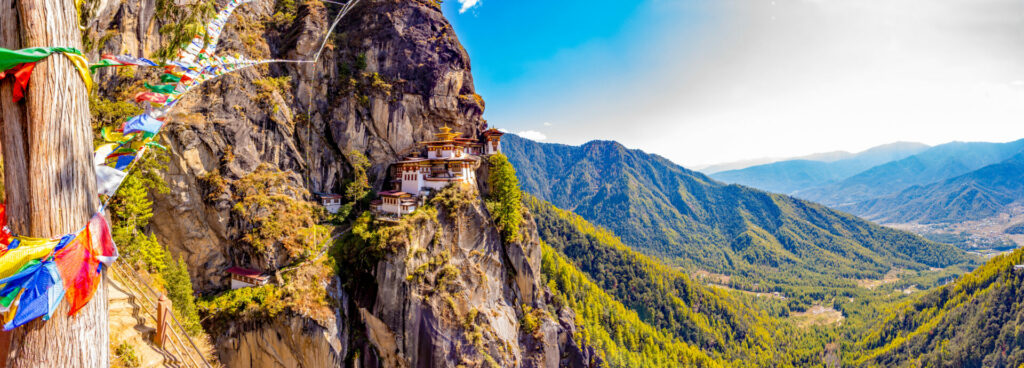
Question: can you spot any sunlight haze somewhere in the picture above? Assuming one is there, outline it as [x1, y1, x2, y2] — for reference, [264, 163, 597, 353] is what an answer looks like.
[443, 0, 1024, 167]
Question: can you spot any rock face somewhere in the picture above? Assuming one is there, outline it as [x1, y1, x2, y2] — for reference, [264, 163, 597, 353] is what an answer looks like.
[86, 0, 487, 289]
[85, 0, 592, 366]
[215, 314, 345, 368]
[360, 185, 562, 367]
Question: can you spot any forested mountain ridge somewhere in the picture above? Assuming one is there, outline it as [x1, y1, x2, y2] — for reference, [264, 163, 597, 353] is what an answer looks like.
[797, 139, 1024, 206]
[711, 142, 929, 195]
[527, 196, 829, 366]
[850, 248, 1024, 367]
[502, 134, 973, 291]
[845, 152, 1024, 224]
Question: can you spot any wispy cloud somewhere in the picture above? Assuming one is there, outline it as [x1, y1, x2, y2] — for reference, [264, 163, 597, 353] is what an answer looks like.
[543, 122, 552, 126]
[518, 130, 547, 141]
[458, 0, 480, 13]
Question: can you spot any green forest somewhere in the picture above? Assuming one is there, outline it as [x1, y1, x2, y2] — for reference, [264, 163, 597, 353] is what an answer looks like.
[501, 135, 976, 297]
[531, 190, 1024, 367]
[499, 135, 1024, 367]
[850, 248, 1024, 366]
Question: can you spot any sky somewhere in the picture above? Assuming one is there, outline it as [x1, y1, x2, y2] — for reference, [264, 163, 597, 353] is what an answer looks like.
[441, 0, 1024, 168]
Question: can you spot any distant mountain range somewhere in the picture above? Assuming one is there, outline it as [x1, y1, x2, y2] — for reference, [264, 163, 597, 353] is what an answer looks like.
[798, 139, 1024, 206]
[502, 134, 971, 289]
[698, 145, 923, 175]
[845, 152, 1024, 224]
[707, 139, 1024, 225]
[710, 142, 929, 194]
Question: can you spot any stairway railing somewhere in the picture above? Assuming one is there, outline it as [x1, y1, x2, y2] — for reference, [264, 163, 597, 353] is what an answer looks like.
[108, 262, 212, 368]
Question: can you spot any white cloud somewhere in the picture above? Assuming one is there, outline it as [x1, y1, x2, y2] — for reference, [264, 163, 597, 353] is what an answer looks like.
[498, 128, 512, 133]
[543, 122, 552, 126]
[518, 130, 548, 141]
[458, 0, 480, 14]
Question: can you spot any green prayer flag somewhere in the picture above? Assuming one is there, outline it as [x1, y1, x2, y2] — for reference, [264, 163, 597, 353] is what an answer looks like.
[144, 82, 177, 94]
[145, 141, 167, 150]
[160, 73, 181, 83]
[88, 58, 121, 72]
[0, 47, 81, 73]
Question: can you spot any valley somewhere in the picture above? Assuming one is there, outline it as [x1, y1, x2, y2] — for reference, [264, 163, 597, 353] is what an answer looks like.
[888, 202, 1024, 253]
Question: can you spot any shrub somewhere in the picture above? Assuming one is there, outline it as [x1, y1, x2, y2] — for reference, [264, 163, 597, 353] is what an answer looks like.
[111, 341, 140, 368]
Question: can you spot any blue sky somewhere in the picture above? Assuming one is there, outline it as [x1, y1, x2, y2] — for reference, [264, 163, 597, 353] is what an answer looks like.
[441, 0, 712, 136]
[442, 0, 1024, 167]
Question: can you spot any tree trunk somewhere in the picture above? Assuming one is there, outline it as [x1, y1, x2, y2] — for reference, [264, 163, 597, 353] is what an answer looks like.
[0, 0, 108, 367]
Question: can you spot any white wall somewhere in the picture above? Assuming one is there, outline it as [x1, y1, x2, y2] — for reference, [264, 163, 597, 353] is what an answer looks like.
[401, 171, 423, 195]
[231, 278, 256, 290]
[324, 203, 341, 214]
[381, 200, 403, 214]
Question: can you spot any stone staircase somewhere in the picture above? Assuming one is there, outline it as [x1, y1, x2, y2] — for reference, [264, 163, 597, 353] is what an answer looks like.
[108, 277, 180, 367]
[107, 263, 213, 368]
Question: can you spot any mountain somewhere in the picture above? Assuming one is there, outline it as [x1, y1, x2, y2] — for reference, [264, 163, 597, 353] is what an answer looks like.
[851, 248, 1024, 367]
[845, 152, 1024, 224]
[710, 142, 929, 195]
[797, 139, 1024, 206]
[698, 158, 782, 174]
[698, 149, 861, 175]
[529, 196, 788, 366]
[88, 1, 597, 366]
[502, 134, 971, 291]
[1008, 222, 1024, 235]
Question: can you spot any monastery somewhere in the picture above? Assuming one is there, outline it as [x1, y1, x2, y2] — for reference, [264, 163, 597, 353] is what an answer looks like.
[370, 126, 504, 219]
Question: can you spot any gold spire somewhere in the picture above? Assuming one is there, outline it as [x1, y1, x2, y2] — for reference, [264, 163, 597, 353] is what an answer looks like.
[434, 124, 461, 141]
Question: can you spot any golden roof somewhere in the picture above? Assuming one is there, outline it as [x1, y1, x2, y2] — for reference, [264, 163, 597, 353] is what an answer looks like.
[434, 125, 461, 142]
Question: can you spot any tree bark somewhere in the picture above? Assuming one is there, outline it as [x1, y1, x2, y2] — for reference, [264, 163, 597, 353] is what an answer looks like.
[0, 0, 108, 367]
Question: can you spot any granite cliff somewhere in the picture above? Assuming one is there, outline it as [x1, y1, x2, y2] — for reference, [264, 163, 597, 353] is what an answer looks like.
[84, 0, 593, 366]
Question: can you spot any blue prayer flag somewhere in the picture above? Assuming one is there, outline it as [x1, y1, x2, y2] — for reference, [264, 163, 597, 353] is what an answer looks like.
[115, 155, 135, 171]
[123, 114, 163, 135]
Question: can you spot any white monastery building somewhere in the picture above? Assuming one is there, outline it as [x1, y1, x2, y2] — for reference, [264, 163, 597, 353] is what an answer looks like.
[226, 267, 269, 289]
[371, 126, 504, 219]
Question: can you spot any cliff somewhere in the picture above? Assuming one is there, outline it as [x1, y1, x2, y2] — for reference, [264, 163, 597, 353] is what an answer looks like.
[83, 0, 592, 366]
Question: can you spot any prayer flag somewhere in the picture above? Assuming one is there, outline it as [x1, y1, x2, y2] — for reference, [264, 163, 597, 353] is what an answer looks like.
[123, 114, 163, 135]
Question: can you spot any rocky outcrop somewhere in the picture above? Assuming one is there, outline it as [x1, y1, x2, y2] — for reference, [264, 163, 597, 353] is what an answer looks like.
[86, 0, 592, 366]
[215, 314, 345, 368]
[357, 184, 585, 367]
[86, 0, 488, 290]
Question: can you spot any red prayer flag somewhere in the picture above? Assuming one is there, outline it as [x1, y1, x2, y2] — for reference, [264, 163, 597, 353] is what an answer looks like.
[134, 92, 168, 104]
[88, 214, 117, 265]
[54, 233, 99, 316]
[6, 62, 35, 103]
[0, 204, 9, 250]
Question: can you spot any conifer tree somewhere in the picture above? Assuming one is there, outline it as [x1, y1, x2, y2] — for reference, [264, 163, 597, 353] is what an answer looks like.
[162, 256, 202, 335]
[344, 150, 371, 202]
[488, 153, 523, 242]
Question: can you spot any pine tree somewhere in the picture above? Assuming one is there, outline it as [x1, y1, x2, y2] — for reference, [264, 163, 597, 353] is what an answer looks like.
[113, 175, 154, 235]
[0, 0, 109, 364]
[161, 256, 202, 336]
[487, 153, 523, 242]
[344, 150, 371, 202]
